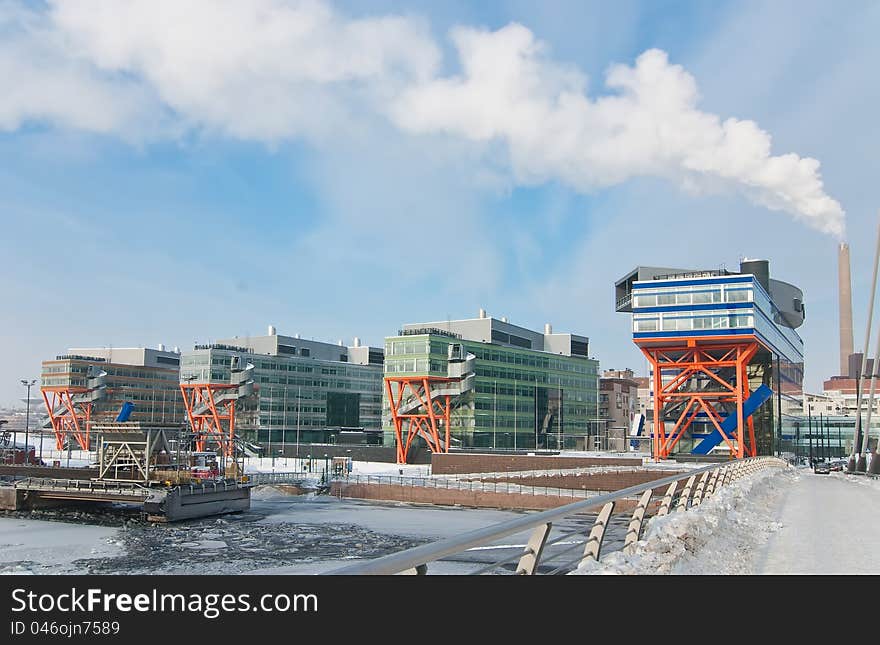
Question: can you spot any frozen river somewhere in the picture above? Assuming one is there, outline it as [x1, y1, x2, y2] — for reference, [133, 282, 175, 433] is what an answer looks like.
[0, 487, 630, 575]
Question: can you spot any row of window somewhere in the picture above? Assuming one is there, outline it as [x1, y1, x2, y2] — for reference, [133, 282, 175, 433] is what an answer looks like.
[633, 313, 754, 332]
[633, 284, 752, 308]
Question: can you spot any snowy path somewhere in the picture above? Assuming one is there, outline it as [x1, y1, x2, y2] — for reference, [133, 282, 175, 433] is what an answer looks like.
[753, 472, 880, 574]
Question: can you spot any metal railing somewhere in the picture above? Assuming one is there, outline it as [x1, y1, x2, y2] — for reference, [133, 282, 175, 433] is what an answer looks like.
[333, 468, 681, 499]
[336, 472, 600, 499]
[245, 471, 312, 485]
[615, 293, 633, 309]
[325, 457, 786, 575]
[13, 477, 152, 497]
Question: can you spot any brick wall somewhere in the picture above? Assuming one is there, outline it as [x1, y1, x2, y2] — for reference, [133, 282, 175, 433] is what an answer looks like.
[330, 481, 642, 513]
[474, 470, 685, 491]
[431, 453, 642, 475]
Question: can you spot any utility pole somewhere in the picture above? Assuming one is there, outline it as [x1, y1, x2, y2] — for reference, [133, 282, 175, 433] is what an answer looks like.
[296, 386, 302, 461]
[20, 379, 36, 465]
[808, 404, 813, 466]
[851, 211, 880, 472]
[282, 386, 288, 456]
[493, 380, 497, 450]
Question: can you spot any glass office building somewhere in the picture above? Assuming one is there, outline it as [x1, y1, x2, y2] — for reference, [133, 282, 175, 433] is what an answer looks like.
[40, 347, 185, 424]
[384, 314, 600, 449]
[180, 332, 384, 446]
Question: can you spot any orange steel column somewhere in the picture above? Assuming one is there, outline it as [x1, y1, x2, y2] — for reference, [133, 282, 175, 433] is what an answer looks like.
[639, 338, 762, 460]
[652, 359, 661, 460]
[41, 388, 91, 451]
[385, 375, 456, 464]
[180, 383, 238, 457]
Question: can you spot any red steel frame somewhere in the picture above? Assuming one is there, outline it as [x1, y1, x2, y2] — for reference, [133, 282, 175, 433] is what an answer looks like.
[638, 336, 761, 460]
[385, 376, 454, 464]
[180, 383, 239, 457]
[41, 388, 92, 451]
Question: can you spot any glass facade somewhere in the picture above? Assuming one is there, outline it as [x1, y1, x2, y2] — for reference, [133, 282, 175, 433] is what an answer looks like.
[180, 348, 383, 445]
[384, 334, 600, 449]
[631, 274, 805, 455]
[40, 358, 184, 424]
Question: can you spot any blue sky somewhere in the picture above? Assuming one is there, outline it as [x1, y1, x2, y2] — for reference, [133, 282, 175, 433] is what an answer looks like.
[2, 0, 879, 406]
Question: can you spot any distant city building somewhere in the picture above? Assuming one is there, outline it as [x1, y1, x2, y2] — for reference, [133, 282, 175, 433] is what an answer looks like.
[383, 311, 600, 450]
[633, 376, 652, 422]
[599, 369, 639, 451]
[180, 328, 384, 446]
[40, 346, 184, 425]
[795, 391, 880, 457]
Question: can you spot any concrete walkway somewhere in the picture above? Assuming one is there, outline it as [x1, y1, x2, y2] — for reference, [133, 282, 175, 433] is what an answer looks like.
[754, 471, 880, 574]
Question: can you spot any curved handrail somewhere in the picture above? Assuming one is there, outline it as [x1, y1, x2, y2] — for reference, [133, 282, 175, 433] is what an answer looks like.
[324, 456, 786, 575]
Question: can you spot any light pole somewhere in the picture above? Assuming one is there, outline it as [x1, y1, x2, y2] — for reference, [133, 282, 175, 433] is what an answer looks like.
[20, 379, 36, 465]
[296, 386, 302, 460]
[282, 386, 288, 457]
[807, 404, 813, 466]
[513, 382, 517, 451]
[493, 380, 497, 450]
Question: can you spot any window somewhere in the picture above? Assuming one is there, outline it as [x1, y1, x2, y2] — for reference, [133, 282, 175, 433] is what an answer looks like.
[300, 348, 310, 357]
[657, 294, 675, 305]
[726, 288, 751, 303]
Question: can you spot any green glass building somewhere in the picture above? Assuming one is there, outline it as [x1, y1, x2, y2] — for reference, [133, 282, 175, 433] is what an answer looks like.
[384, 313, 600, 450]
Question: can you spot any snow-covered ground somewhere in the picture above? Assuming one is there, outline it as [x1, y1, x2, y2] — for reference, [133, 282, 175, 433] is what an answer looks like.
[571, 465, 880, 575]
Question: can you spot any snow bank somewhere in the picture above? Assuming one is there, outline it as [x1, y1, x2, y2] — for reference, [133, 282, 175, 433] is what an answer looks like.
[570, 466, 793, 575]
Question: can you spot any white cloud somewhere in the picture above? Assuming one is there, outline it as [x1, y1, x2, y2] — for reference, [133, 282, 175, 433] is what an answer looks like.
[47, 0, 440, 142]
[0, 0, 845, 236]
[391, 25, 845, 238]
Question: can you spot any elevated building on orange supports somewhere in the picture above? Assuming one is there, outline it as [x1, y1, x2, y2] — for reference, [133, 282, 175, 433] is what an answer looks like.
[615, 259, 805, 460]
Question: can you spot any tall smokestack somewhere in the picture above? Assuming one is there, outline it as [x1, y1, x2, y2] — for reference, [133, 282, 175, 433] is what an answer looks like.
[839, 242, 854, 376]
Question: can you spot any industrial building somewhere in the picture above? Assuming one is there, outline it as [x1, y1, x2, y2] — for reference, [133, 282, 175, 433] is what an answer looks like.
[615, 258, 805, 459]
[179, 327, 384, 447]
[40, 346, 185, 449]
[383, 311, 600, 452]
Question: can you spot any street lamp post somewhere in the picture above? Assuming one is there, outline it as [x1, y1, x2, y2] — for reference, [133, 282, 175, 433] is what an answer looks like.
[493, 380, 497, 451]
[20, 379, 36, 465]
[808, 404, 813, 466]
[296, 386, 302, 459]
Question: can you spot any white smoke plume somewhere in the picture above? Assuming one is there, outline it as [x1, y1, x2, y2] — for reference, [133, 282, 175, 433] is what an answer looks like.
[391, 24, 845, 238]
[0, 0, 845, 236]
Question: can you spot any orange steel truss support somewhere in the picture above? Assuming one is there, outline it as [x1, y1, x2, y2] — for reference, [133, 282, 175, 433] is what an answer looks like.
[180, 383, 238, 457]
[639, 339, 761, 460]
[385, 376, 454, 464]
[41, 388, 92, 451]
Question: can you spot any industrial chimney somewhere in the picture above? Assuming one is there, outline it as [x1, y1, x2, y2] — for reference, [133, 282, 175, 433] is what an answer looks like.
[839, 242, 854, 376]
